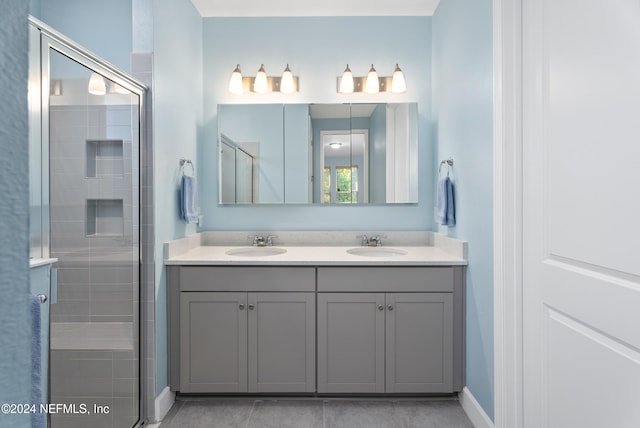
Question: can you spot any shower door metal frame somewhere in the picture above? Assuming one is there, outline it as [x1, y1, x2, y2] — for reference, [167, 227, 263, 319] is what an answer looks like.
[29, 16, 149, 427]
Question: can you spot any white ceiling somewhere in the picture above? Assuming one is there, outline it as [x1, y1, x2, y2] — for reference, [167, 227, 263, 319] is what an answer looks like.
[191, 0, 441, 17]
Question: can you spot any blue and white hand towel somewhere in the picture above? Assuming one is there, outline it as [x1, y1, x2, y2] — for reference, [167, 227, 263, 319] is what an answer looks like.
[435, 176, 456, 226]
[180, 175, 199, 224]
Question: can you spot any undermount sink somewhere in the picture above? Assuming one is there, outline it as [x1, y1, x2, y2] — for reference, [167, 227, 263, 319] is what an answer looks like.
[346, 247, 408, 257]
[225, 247, 288, 257]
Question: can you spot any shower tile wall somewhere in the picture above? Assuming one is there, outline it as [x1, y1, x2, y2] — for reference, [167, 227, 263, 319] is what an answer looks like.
[50, 350, 137, 428]
[49, 101, 139, 323]
[48, 75, 141, 428]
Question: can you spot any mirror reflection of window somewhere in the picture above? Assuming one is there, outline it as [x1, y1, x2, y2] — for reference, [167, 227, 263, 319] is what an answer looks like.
[336, 166, 358, 203]
[323, 167, 331, 204]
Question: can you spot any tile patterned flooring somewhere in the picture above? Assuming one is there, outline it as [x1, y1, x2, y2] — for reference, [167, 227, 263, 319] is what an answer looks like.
[160, 398, 474, 428]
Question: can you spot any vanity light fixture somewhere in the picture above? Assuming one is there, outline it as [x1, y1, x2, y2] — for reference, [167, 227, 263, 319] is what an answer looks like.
[336, 64, 407, 94]
[339, 64, 354, 93]
[365, 64, 380, 94]
[110, 81, 130, 94]
[228, 64, 299, 94]
[228, 64, 243, 95]
[253, 64, 268, 93]
[280, 64, 295, 94]
[391, 64, 406, 93]
[88, 72, 106, 95]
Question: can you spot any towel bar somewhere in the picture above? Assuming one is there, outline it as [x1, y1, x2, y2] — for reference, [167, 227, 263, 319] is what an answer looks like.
[439, 158, 454, 175]
[180, 158, 195, 176]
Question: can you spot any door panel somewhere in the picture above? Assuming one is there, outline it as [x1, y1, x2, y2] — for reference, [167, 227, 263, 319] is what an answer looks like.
[522, 0, 640, 426]
[180, 292, 247, 392]
[248, 292, 315, 392]
[317, 293, 385, 393]
[385, 293, 453, 393]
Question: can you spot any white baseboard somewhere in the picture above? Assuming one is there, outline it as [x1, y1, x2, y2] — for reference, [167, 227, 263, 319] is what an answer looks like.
[459, 387, 494, 428]
[153, 386, 175, 423]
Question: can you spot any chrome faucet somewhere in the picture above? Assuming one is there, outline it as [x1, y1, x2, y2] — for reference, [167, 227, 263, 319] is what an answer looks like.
[359, 235, 369, 246]
[368, 235, 383, 246]
[249, 234, 276, 247]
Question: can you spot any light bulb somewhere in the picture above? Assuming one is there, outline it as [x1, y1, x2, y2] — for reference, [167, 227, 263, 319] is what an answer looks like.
[391, 64, 406, 93]
[280, 64, 295, 93]
[253, 64, 268, 93]
[110, 81, 130, 94]
[339, 64, 354, 94]
[228, 64, 243, 95]
[88, 72, 106, 95]
[365, 64, 379, 94]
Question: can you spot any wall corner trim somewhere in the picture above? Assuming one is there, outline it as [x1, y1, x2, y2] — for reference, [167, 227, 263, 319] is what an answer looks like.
[154, 386, 175, 423]
[460, 387, 494, 428]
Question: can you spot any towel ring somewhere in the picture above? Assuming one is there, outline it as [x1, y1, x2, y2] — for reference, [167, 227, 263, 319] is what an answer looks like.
[439, 158, 454, 176]
[180, 158, 195, 176]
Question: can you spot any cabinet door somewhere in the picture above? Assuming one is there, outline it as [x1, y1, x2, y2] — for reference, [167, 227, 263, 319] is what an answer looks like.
[385, 293, 453, 393]
[317, 293, 385, 393]
[180, 292, 247, 393]
[248, 292, 315, 392]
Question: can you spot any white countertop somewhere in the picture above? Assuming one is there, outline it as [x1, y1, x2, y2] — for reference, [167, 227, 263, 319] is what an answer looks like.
[165, 245, 467, 266]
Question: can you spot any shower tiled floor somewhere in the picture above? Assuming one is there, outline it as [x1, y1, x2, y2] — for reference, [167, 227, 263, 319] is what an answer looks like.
[160, 398, 474, 428]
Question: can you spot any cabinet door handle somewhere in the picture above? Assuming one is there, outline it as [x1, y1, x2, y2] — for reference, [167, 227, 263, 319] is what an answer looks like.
[378, 304, 384, 311]
[387, 304, 394, 311]
[239, 303, 245, 310]
[248, 303, 255, 310]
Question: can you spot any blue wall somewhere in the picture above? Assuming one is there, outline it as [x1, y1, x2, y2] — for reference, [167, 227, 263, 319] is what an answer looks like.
[152, 0, 203, 396]
[33, 0, 133, 73]
[0, 2, 31, 427]
[433, 0, 494, 420]
[202, 17, 433, 231]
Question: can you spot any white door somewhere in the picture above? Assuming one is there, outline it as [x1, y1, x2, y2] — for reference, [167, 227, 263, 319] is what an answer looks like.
[522, 1, 640, 427]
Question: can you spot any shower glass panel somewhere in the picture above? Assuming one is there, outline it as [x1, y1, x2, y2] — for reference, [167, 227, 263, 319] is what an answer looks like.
[47, 46, 140, 428]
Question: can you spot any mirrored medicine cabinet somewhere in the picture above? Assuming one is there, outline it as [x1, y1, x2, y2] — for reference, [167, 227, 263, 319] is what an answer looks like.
[218, 102, 418, 205]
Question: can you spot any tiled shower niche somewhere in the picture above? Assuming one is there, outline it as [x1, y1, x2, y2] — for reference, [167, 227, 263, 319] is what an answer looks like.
[86, 140, 124, 178]
[86, 199, 124, 237]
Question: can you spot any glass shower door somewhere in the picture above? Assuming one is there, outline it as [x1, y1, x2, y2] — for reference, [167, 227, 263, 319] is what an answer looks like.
[45, 43, 140, 428]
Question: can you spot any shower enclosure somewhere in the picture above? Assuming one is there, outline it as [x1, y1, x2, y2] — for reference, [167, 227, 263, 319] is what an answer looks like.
[29, 19, 146, 428]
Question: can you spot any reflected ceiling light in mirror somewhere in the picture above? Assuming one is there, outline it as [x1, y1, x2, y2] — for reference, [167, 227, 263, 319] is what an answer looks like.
[110, 81, 130, 94]
[88, 72, 106, 95]
[280, 64, 295, 94]
[228, 64, 243, 94]
[336, 64, 407, 94]
[329, 142, 342, 149]
[253, 64, 268, 93]
[339, 64, 354, 93]
[365, 65, 379, 94]
[391, 64, 406, 93]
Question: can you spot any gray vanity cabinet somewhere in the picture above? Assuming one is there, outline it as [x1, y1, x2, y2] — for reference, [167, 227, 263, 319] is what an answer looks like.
[180, 292, 248, 393]
[169, 265, 464, 396]
[317, 293, 386, 393]
[180, 291, 315, 393]
[317, 267, 462, 394]
[169, 266, 316, 394]
[247, 292, 315, 393]
[385, 293, 453, 393]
